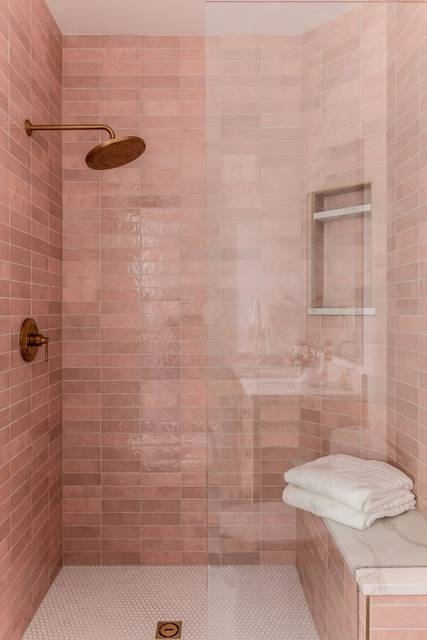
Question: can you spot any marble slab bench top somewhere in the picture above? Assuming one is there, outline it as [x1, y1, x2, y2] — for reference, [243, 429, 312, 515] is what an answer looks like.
[323, 510, 427, 595]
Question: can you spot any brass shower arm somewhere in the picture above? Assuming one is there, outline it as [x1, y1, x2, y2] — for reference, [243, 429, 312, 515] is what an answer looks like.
[25, 119, 116, 139]
[24, 118, 146, 170]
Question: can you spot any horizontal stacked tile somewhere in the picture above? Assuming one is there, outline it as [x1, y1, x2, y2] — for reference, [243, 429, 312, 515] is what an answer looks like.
[205, 34, 305, 565]
[0, 0, 62, 638]
[297, 509, 359, 640]
[62, 35, 208, 566]
[63, 31, 307, 567]
[61, 1, 427, 574]
[302, 3, 389, 462]
[298, 9, 427, 635]
[369, 595, 427, 639]
[387, 1, 427, 517]
[139, 34, 208, 566]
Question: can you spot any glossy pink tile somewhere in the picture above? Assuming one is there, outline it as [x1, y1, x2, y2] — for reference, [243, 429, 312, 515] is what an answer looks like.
[1, 1, 63, 639]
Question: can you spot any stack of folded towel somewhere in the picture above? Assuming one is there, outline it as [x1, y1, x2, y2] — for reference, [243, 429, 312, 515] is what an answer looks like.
[283, 454, 416, 530]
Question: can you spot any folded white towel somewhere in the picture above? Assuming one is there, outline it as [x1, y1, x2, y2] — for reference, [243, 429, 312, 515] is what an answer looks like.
[284, 455, 413, 514]
[283, 484, 416, 530]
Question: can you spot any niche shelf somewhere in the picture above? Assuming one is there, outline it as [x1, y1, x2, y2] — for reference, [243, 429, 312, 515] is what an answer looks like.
[309, 183, 375, 317]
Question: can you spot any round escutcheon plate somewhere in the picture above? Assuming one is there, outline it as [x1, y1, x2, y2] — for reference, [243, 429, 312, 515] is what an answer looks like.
[20, 317, 39, 362]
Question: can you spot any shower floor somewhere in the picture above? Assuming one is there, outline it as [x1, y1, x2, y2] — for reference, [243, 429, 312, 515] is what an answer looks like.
[23, 565, 319, 640]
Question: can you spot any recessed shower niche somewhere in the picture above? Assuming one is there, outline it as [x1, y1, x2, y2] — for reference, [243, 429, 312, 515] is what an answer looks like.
[308, 183, 374, 316]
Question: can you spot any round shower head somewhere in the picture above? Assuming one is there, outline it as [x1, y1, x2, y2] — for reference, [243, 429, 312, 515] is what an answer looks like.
[85, 136, 146, 170]
[25, 120, 147, 170]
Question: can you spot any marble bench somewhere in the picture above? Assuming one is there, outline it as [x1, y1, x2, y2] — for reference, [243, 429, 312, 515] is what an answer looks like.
[296, 508, 427, 640]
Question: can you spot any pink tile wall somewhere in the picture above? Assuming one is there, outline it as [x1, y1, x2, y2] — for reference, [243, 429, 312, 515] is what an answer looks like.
[62, 33, 304, 566]
[62, 35, 208, 566]
[61, 2, 427, 570]
[205, 34, 306, 565]
[296, 509, 358, 640]
[387, 2, 427, 518]
[302, 3, 389, 462]
[0, 0, 63, 638]
[369, 595, 427, 639]
[297, 5, 427, 637]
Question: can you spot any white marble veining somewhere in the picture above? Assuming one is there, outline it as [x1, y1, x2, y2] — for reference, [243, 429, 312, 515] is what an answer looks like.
[356, 567, 427, 596]
[325, 510, 427, 572]
[323, 510, 427, 595]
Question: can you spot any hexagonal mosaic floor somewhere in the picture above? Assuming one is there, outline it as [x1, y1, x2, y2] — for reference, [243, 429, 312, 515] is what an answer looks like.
[23, 565, 319, 640]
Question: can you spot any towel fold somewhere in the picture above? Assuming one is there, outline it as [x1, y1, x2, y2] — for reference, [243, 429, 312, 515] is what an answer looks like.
[283, 484, 416, 530]
[284, 454, 413, 514]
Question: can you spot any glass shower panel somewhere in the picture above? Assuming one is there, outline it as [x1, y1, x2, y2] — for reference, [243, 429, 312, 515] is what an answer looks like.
[204, 1, 390, 637]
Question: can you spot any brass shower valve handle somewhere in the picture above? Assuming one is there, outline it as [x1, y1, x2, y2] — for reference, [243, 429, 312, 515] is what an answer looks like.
[20, 318, 49, 362]
[27, 333, 49, 361]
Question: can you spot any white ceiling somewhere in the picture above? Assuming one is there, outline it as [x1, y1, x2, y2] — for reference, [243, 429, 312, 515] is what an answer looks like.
[45, 0, 357, 36]
[206, 3, 357, 36]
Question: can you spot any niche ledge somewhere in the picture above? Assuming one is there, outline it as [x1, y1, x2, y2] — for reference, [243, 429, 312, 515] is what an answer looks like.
[308, 307, 375, 316]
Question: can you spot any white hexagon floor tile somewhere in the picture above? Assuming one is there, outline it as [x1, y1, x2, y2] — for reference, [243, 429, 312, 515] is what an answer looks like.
[23, 565, 319, 640]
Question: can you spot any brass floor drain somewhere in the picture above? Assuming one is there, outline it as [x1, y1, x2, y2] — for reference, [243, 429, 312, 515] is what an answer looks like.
[155, 621, 182, 639]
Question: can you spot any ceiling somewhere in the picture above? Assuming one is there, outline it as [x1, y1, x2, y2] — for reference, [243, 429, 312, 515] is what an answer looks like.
[45, 0, 357, 36]
[206, 2, 357, 36]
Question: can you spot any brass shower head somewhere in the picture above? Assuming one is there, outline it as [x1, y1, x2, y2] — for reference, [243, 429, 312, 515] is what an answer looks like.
[86, 136, 146, 171]
[25, 119, 146, 170]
